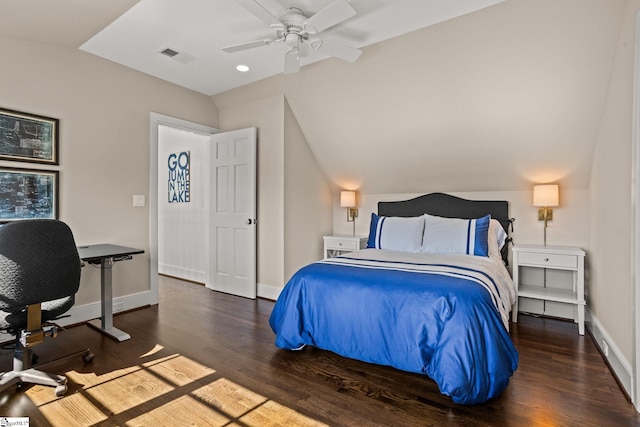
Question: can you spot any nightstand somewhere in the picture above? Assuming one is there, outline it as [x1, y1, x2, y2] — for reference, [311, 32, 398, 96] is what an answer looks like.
[512, 244, 586, 335]
[323, 235, 367, 259]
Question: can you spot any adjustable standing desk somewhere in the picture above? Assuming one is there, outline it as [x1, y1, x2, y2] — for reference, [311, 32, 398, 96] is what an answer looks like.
[77, 244, 144, 342]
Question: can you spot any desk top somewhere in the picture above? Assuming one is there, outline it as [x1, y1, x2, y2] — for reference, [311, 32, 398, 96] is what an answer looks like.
[77, 244, 144, 262]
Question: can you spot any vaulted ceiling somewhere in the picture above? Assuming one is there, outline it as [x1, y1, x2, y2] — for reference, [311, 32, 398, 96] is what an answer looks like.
[0, 0, 628, 194]
[213, 0, 627, 193]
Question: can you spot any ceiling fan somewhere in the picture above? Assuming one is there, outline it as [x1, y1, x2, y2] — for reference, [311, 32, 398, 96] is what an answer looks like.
[223, 0, 362, 74]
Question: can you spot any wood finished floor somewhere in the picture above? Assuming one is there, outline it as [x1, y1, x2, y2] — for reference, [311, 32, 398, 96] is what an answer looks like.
[0, 275, 638, 426]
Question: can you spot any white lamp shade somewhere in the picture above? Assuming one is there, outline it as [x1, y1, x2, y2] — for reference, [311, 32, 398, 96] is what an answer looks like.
[533, 184, 559, 207]
[340, 191, 356, 208]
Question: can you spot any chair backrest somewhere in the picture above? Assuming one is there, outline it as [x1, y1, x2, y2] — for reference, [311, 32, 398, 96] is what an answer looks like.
[0, 220, 81, 311]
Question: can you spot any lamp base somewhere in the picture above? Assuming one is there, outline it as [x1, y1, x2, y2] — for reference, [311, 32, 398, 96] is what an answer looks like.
[538, 207, 553, 221]
[347, 208, 358, 236]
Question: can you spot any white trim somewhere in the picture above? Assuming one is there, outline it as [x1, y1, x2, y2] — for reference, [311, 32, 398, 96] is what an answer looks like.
[633, 10, 640, 411]
[0, 292, 153, 343]
[158, 264, 207, 284]
[257, 282, 282, 301]
[589, 312, 633, 399]
[64, 291, 153, 326]
[149, 112, 218, 306]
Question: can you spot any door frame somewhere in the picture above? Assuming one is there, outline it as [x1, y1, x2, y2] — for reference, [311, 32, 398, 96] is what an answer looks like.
[149, 112, 218, 303]
[634, 10, 640, 411]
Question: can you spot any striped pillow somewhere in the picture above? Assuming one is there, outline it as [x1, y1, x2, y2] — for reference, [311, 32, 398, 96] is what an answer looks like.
[421, 214, 491, 257]
[366, 213, 424, 253]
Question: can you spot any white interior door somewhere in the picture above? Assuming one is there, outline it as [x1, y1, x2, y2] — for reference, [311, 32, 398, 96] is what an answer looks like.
[208, 127, 257, 298]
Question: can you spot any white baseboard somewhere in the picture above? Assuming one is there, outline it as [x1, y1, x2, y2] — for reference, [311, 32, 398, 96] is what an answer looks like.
[158, 264, 206, 284]
[64, 290, 153, 326]
[0, 291, 154, 343]
[257, 282, 282, 301]
[588, 311, 633, 400]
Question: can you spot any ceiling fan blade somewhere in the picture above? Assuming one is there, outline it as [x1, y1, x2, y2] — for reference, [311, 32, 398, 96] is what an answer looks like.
[283, 50, 300, 74]
[303, 0, 357, 34]
[235, 0, 284, 26]
[222, 39, 274, 53]
[311, 38, 361, 62]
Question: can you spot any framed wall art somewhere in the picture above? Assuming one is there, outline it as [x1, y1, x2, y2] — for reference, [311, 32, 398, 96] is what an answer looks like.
[0, 167, 58, 222]
[0, 108, 58, 165]
[168, 151, 190, 203]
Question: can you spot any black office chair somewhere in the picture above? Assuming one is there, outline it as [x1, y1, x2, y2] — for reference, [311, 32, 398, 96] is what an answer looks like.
[0, 219, 92, 397]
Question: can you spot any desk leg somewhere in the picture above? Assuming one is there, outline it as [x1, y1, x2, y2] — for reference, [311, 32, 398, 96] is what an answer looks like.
[87, 257, 131, 342]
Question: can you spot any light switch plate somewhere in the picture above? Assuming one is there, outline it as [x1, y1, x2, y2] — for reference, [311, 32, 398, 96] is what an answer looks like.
[133, 195, 146, 207]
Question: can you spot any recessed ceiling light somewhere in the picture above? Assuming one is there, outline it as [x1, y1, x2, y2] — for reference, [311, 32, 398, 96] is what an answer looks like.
[236, 64, 250, 72]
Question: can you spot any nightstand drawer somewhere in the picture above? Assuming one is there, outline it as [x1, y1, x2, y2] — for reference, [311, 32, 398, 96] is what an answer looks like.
[518, 252, 577, 269]
[325, 237, 360, 251]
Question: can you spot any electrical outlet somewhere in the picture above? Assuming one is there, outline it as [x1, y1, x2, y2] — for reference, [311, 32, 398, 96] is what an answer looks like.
[602, 340, 609, 357]
[133, 195, 146, 207]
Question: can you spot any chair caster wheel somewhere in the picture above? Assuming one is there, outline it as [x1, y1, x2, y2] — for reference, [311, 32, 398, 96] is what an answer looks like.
[83, 353, 94, 364]
[55, 384, 67, 397]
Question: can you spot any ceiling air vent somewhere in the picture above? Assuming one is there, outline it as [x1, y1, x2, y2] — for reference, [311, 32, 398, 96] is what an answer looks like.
[160, 47, 179, 58]
[158, 47, 196, 64]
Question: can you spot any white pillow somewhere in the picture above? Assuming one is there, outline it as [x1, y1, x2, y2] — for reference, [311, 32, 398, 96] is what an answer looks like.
[421, 214, 491, 256]
[488, 219, 508, 260]
[366, 213, 424, 253]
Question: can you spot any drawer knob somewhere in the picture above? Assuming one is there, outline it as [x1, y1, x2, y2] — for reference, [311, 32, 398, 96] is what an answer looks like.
[544, 258, 549, 262]
[338, 243, 343, 246]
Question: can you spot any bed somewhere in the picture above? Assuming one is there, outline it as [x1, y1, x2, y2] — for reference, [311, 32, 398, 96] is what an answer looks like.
[269, 193, 518, 404]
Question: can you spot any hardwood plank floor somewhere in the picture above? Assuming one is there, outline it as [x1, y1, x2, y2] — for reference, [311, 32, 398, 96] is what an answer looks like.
[1, 275, 638, 426]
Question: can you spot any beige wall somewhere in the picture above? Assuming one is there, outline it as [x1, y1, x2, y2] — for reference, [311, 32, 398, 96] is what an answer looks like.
[284, 99, 333, 281]
[589, 0, 639, 363]
[0, 37, 219, 309]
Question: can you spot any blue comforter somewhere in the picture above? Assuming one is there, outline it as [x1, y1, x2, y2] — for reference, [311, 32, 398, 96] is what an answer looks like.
[269, 249, 518, 404]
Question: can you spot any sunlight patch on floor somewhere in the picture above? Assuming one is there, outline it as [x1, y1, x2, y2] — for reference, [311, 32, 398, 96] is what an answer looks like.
[25, 349, 328, 426]
[35, 392, 108, 425]
[239, 400, 329, 427]
[144, 354, 215, 387]
[140, 343, 164, 358]
[192, 377, 267, 417]
[85, 367, 175, 414]
[126, 394, 231, 426]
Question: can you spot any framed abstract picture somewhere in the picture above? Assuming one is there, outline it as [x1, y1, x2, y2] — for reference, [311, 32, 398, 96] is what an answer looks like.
[0, 167, 58, 222]
[0, 108, 58, 165]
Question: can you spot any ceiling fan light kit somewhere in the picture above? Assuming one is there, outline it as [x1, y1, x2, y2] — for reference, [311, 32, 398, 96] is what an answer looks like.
[224, 0, 362, 74]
